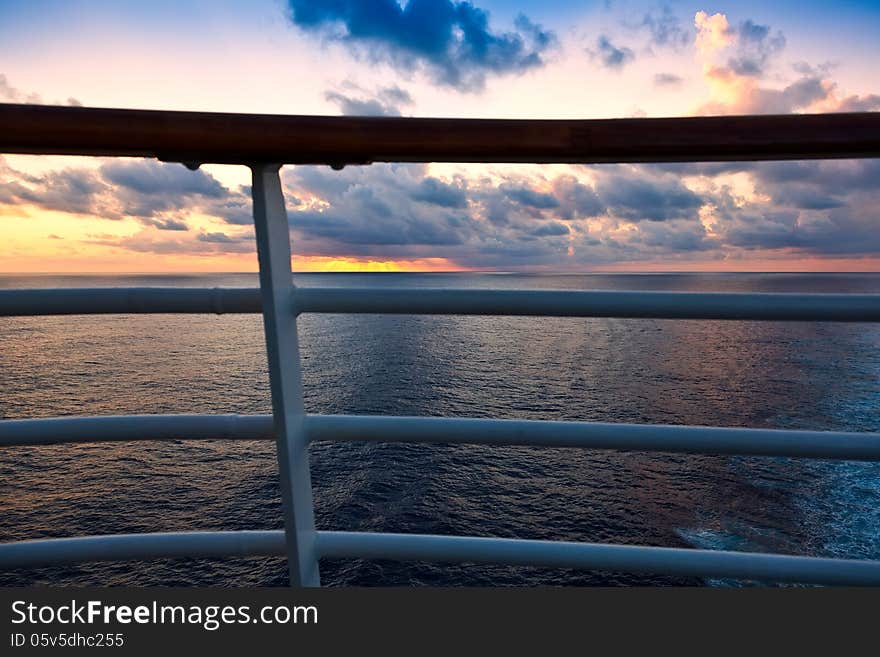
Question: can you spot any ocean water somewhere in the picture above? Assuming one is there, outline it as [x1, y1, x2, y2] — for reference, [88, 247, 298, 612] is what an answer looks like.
[1, 272, 879, 586]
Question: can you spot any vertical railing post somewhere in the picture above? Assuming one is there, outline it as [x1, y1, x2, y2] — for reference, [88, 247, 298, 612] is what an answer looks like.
[250, 163, 320, 586]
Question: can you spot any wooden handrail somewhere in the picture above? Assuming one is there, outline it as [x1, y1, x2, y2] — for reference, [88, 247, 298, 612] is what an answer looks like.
[1, 103, 878, 165]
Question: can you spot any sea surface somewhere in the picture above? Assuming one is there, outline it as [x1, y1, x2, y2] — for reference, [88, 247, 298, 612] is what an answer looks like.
[1, 272, 879, 586]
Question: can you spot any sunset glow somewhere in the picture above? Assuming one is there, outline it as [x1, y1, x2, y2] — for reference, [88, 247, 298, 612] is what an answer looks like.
[1, 1, 878, 272]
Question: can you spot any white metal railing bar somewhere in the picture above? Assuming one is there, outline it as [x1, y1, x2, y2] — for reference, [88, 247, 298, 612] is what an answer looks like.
[305, 415, 880, 462]
[0, 414, 273, 447]
[3, 413, 880, 461]
[3, 287, 880, 321]
[316, 531, 880, 586]
[294, 287, 880, 321]
[251, 163, 320, 587]
[0, 287, 261, 316]
[3, 530, 880, 586]
[0, 531, 285, 568]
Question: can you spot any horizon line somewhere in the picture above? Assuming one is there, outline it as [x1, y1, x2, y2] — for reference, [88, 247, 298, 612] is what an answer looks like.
[2, 270, 880, 276]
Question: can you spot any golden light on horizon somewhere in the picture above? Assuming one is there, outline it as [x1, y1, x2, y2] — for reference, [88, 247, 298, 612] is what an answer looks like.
[291, 256, 466, 273]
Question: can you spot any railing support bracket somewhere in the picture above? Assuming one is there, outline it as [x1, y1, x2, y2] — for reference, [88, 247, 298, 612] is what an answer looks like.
[251, 162, 320, 587]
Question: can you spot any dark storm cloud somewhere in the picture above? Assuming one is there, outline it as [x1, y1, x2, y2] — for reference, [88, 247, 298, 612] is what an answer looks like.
[590, 35, 634, 69]
[287, 0, 555, 91]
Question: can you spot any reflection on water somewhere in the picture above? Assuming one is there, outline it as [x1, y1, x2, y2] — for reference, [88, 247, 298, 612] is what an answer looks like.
[1, 272, 879, 586]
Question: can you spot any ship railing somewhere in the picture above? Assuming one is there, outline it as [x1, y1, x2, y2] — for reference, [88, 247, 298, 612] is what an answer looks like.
[1, 104, 880, 586]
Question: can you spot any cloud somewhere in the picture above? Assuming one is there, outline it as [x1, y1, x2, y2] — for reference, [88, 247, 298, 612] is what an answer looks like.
[694, 11, 733, 56]
[283, 162, 605, 266]
[694, 12, 785, 77]
[97, 160, 230, 222]
[324, 91, 398, 116]
[530, 221, 569, 237]
[754, 159, 880, 193]
[625, 217, 714, 253]
[3, 166, 108, 216]
[281, 162, 755, 268]
[726, 19, 785, 77]
[379, 84, 414, 106]
[197, 231, 248, 244]
[690, 14, 870, 116]
[411, 177, 468, 207]
[0, 73, 82, 106]
[87, 230, 255, 256]
[286, 0, 555, 91]
[551, 175, 604, 220]
[0, 74, 42, 103]
[0, 157, 250, 231]
[638, 6, 690, 50]
[699, 69, 834, 115]
[141, 217, 189, 231]
[4, 150, 879, 268]
[100, 160, 225, 198]
[324, 84, 414, 116]
[596, 171, 704, 221]
[500, 183, 560, 209]
[660, 158, 880, 258]
[836, 94, 880, 112]
[286, 164, 471, 251]
[590, 35, 635, 69]
[647, 155, 880, 257]
[654, 72, 683, 87]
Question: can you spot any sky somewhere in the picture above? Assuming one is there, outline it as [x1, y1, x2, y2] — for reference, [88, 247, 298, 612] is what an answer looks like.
[1, 0, 879, 273]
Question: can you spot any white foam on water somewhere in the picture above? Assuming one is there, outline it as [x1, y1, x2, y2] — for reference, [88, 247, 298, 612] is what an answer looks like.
[810, 326, 880, 561]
